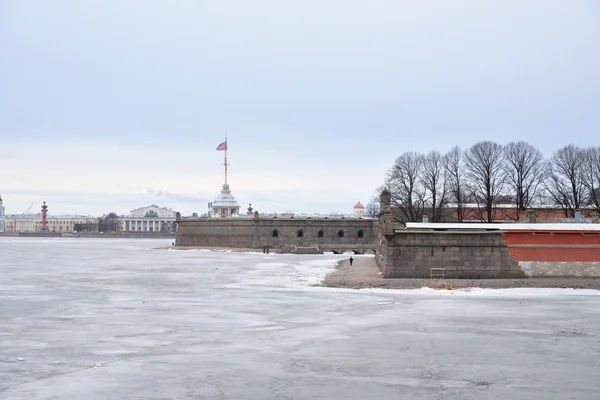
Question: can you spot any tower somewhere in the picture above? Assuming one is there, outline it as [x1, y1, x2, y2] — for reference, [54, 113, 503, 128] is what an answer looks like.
[41, 202, 48, 231]
[212, 138, 241, 217]
[0, 194, 5, 232]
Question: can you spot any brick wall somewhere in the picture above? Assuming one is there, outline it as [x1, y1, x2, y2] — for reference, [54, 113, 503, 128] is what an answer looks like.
[502, 231, 600, 262]
[503, 230, 600, 277]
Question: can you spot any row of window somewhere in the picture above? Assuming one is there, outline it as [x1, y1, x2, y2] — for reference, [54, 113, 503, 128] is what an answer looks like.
[272, 229, 365, 238]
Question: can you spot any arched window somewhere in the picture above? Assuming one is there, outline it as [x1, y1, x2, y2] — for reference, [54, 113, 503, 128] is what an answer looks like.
[297, 230, 304, 238]
[272, 229, 280, 237]
[317, 230, 325, 238]
[357, 229, 364, 238]
[337, 230, 345, 238]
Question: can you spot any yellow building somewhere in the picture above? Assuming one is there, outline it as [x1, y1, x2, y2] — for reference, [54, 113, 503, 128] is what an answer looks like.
[4, 214, 97, 233]
[46, 215, 97, 233]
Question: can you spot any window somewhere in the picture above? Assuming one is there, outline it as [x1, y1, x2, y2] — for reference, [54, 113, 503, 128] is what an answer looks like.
[337, 230, 345, 238]
[317, 230, 325, 238]
[297, 230, 304, 238]
[357, 230, 364, 238]
[272, 229, 279, 237]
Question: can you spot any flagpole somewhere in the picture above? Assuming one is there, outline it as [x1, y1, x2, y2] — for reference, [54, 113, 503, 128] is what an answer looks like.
[224, 135, 228, 185]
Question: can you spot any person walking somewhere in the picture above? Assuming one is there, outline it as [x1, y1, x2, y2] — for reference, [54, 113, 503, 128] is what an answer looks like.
[349, 256, 354, 266]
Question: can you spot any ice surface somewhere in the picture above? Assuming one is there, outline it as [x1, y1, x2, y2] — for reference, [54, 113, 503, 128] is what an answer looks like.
[1, 238, 600, 399]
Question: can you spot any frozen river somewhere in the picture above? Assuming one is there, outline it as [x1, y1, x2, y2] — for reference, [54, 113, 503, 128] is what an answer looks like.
[1, 238, 600, 399]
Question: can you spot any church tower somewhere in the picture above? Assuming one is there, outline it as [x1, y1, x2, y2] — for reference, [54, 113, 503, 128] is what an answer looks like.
[0, 194, 5, 232]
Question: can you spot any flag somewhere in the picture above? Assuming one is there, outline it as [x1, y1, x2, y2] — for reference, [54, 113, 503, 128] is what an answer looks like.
[216, 141, 227, 151]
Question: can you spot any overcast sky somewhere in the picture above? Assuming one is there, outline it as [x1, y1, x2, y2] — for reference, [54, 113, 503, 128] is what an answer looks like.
[1, 1, 599, 217]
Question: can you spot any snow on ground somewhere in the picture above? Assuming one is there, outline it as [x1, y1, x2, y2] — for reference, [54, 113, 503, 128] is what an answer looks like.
[1, 238, 600, 399]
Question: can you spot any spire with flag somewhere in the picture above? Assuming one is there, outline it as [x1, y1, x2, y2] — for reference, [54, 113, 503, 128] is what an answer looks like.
[216, 140, 227, 151]
[217, 137, 229, 184]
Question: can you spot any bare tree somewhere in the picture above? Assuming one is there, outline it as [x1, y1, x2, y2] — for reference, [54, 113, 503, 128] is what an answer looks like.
[583, 146, 600, 213]
[444, 146, 466, 222]
[503, 141, 545, 221]
[464, 141, 506, 223]
[422, 150, 449, 222]
[545, 145, 586, 217]
[364, 202, 380, 218]
[386, 152, 426, 222]
[98, 212, 121, 232]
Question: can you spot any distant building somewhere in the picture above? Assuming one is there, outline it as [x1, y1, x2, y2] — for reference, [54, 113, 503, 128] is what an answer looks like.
[4, 214, 41, 232]
[353, 201, 365, 217]
[120, 205, 178, 232]
[4, 213, 96, 233]
[0, 194, 5, 232]
[46, 215, 97, 233]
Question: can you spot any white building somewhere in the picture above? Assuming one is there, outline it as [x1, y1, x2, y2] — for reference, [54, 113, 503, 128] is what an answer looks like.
[120, 205, 178, 232]
[353, 201, 365, 217]
[4, 214, 40, 232]
[0, 194, 5, 232]
[212, 183, 241, 217]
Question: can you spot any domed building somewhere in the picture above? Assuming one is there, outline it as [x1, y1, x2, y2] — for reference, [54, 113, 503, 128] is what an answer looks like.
[353, 201, 365, 217]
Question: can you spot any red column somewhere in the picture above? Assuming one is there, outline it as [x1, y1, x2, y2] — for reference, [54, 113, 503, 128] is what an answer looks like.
[41, 202, 48, 230]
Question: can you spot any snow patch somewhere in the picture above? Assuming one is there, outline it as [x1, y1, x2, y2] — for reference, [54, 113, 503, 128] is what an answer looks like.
[362, 287, 600, 297]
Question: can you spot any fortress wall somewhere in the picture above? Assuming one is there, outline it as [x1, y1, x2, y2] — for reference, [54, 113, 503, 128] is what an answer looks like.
[502, 231, 600, 262]
[176, 216, 377, 249]
[502, 230, 600, 277]
[381, 231, 525, 279]
[380, 228, 600, 279]
[254, 219, 376, 249]
[176, 218, 256, 247]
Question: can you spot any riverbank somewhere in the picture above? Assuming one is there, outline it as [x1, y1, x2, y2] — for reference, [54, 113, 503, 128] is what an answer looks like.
[324, 256, 600, 290]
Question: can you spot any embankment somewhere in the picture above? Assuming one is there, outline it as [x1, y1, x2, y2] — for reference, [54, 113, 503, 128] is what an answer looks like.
[324, 256, 600, 290]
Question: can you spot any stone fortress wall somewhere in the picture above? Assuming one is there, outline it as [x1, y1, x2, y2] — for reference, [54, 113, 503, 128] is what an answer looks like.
[176, 212, 378, 252]
[380, 229, 526, 279]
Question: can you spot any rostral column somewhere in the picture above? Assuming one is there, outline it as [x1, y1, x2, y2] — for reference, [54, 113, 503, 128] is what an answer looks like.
[41, 202, 48, 231]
